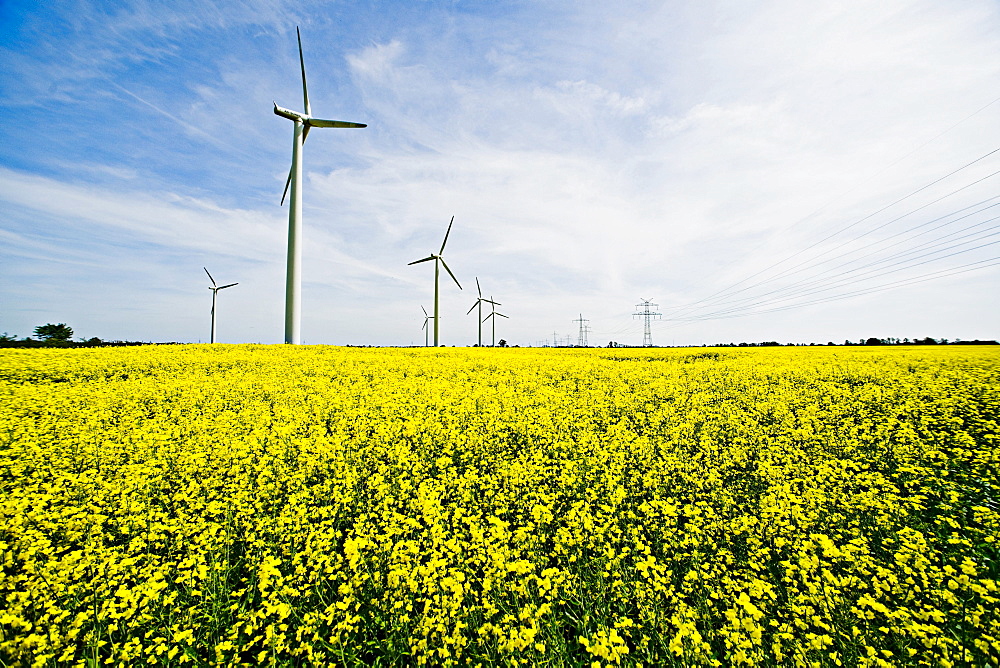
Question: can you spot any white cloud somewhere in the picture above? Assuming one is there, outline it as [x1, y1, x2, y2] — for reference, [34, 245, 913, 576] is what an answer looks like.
[347, 40, 407, 83]
[553, 80, 650, 116]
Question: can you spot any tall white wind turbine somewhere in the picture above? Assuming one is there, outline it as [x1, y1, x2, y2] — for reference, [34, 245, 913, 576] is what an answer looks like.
[408, 216, 461, 346]
[482, 295, 508, 347]
[274, 26, 366, 345]
[421, 305, 432, 347]
[467, 277, 498, 347]
[205, 267, 238, 344]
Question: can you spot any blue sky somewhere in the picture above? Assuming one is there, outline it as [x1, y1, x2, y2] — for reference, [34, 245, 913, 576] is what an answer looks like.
[2, 0, 999, 346]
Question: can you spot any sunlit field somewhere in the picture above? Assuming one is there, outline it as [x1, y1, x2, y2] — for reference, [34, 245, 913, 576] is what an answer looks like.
[1, 345, 998, 667]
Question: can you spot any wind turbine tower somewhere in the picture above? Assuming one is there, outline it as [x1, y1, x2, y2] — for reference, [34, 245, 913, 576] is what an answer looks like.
[482, 296, 508, 347]
[467, 277, 498, 347]
[274, 27, 367, 345]
[420, 305, 433, 347]
[633, 298, 662, 347]
[408, 216, 462, 346]
[204, 267, 238, 344]
[573, 314, 590, 347]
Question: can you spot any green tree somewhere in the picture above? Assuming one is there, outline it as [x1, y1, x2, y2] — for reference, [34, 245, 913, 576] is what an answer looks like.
[34, 323, 74, 341]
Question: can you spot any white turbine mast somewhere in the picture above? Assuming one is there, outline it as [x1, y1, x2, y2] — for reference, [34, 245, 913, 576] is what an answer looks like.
[421, 305, 433, 347]
[204, 267, 238, 344]
[274, 26, 366, 344]
[408, 216, 462, 346]
[482, 294, 508, 347]
[467, 277, 499, 347]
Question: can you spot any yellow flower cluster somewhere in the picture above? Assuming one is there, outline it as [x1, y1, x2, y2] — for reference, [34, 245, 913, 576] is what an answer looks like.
[1, 345, 997, 666]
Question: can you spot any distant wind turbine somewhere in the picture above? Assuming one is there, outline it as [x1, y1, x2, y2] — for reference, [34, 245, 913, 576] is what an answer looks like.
[204, 267, 237, 344]
[421, 305, 433, 347]
[274, 26, 366, 345]
[482, 295, 508, 347]
[408, 216, 462, 346]
[467, 277, 498, 347]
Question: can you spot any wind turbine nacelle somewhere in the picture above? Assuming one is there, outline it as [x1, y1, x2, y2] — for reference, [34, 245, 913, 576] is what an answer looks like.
[274, 103, 306, 122]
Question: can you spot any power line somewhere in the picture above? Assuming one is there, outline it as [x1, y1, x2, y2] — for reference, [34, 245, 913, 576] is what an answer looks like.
[649, 96, 1000, 331]
[656, 256, 1000, 331]
[665, 168, 1000, 322]
[704, 168, 1000, 306]
[675, 239, 1000, 321]
[723, 257, 999, 320]
[596, 201, 990, 336]
[663, 146, 1000, 318]
[673, 93, 1000, 309]
[812, 198, 1000, 274]
[676, 209, 1000, 318]
[671, 243, 1000, 322]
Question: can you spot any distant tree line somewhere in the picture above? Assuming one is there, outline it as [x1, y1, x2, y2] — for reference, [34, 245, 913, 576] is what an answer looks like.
[704, 338, 998, 347]
[1, 324, 995, 349]
[0, 324, 179, 348]
[606, 338, 997, 348]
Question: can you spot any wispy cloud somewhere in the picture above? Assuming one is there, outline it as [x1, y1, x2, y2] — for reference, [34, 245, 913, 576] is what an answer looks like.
[107, 81, 256, 158]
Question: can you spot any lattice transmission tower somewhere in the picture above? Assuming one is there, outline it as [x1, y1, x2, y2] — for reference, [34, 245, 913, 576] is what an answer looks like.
[633, 298, 661, 347]
[573, 314, 590, 347]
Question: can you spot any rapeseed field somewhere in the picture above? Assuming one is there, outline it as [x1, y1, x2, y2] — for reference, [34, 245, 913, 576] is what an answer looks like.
[1, 345, 997, 667]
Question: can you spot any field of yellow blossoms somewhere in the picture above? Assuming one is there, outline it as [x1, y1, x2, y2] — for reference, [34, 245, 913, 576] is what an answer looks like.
[1, 345, 998, 667]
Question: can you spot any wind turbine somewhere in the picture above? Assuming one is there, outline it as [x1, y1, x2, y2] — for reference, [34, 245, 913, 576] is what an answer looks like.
[274, 26, 366, 345]
[482, 295, 508, 347]
[421, 305, 433, 347]
[408, 216, 462, 346]
[204, 267, 238, 344]
[467, 277, 498, 347]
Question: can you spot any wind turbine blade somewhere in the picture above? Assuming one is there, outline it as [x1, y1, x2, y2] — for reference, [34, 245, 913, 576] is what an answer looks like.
[421, 305, 428, 316]
[439, 215, 454, 254]
[280, 167, 293, 205]
[440, 257, 461, 289]
[422, 320, 428, 330]
[307, 118, 367, 128]
[280, 125, 311, 205]
[204, 267, 216, 287]
[496, 313, 509, 319]
[466, 301, 480, 315]
[219, 283, 238, 290]
[476, 276, 482, 298]
[482, 313, 493, 323]
[297, 27, 310, 117]
[408, 255, 435, 266]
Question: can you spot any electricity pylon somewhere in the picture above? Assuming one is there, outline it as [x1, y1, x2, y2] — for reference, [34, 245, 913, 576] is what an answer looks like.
[633, 298, 661, 347]
[573, 314, 590, 347]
